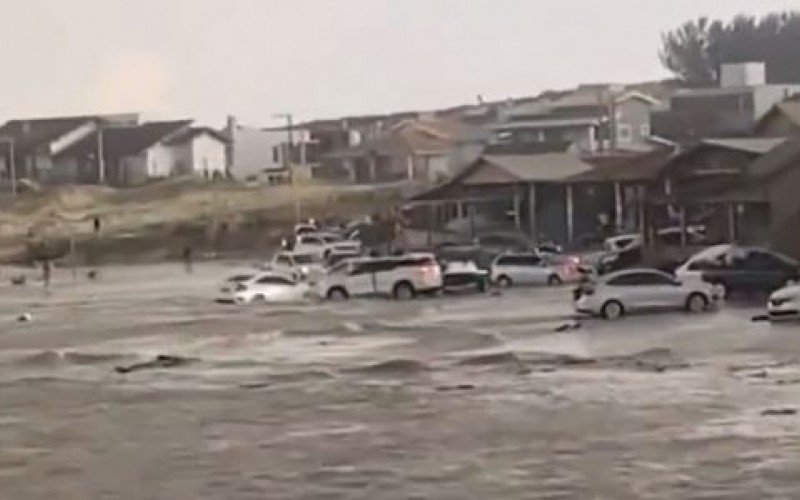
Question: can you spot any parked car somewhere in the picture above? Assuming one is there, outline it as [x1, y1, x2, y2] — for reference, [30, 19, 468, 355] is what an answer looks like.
[574, 268, 717, 319]
[263, 251, 322, 280]
[315, 253, 442, 300]
[440, 260, 488, 293]
[218, 271, 310, 304]
[676, 245, 800, 297]
[293, 231, 362, 259]
[767, 284, 800, 322]
[490, 252, 563, 288]
[541, 253, 584, 283]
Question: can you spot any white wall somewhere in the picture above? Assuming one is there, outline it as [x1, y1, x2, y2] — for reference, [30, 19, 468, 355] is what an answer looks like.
[190, 133, 226, 175]
[146, 143, 175, 178]
[228, 125, 311, 179]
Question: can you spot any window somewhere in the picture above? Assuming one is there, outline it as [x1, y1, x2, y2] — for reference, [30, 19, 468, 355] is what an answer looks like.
[745, 252, 787, 271]
[301, 237, 322, 246]
[329, 262, 349, 275]
[256, 276, 293, 285]
[227, 274, 254, 282]
[322, 235, 340, 243]
[275, 256, 292, 266]
[293, 254, 317, 265]
[640, 123, 650, 137]
[608, 272, 674, 286]
[272, 146, 279, 164]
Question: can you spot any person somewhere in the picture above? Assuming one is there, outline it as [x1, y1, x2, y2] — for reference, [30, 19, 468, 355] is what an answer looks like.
[182, 246, 193, 274]
[42, 259, 52, 289]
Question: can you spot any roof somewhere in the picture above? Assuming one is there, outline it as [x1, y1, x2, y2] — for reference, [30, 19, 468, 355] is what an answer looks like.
[700, 137, 787, 155]
[747, 138, 800, 179]
[0, 114, 139, 153]
[58, 120, 191, 158]
[165, 126, 229, 145]
[568, 148, 676, 183]
[756, 100, 800, 131]
[493, 117, 600, 130]
[462, 153, 593, 185]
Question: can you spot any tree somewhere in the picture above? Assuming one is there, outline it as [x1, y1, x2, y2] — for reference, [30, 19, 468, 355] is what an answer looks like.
[660, 11, 800, 85]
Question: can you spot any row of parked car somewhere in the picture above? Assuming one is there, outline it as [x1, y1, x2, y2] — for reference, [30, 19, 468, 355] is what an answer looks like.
[216, 221, 800, 323]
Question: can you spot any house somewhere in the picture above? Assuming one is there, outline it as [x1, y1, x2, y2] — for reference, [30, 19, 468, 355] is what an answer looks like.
[223, 116, 317, 183]
[0, 113, 139, 186]
[403, 144, 673, 246]
[754, 99, 800, 137]
[652, 62, 800, 142]
[492, 85, 660, 153]
[648, 137, 789, 247]
[320, 117, 488, 184]
[56, 121, 227, 186]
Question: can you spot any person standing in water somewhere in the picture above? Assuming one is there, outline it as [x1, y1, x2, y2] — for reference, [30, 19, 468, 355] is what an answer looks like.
[182, 245, 193, 274]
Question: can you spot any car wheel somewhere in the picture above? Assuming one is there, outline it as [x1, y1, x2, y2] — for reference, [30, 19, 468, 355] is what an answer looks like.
[496, 275, 512, 288]
[686, 293, 708, 313]
[601, 300, 624, 320]
[327, 287, 349, 301]
[547, 274, 562, 286]
[393, 281, 416, 300]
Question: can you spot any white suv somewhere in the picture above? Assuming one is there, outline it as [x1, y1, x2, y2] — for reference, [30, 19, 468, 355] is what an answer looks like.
[315, 253, 442, 300]
[294, 231, 361, 259]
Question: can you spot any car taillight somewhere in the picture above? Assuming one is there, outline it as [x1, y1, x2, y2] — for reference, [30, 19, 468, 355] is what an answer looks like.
[419, 265, 440, 278]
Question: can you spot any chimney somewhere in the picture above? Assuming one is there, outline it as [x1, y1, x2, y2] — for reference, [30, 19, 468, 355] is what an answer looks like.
[720, 62, 766, 88]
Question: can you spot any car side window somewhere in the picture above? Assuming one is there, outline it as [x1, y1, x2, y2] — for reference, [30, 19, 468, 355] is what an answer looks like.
[526, 255, 542, 267]
[746, 252, 785, 271]
[256, 276, 292, 285]
[637, 272, 675, 285]
[302, 237, 322, 246]
[276, 256, 291, 266]
[329, 262, 348, 274]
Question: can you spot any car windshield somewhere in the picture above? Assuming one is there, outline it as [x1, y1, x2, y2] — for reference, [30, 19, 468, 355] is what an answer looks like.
[293, 254, 317, 264]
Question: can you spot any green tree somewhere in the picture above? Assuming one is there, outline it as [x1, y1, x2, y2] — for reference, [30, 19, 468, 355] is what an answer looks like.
[660, 12, 800, 85]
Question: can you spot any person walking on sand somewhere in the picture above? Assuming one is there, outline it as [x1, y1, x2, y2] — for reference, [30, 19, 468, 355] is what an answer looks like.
[182, 245, 193, 274]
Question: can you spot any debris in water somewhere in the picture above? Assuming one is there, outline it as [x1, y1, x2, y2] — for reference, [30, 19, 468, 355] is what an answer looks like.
[554, 320, 582, 332]
[239, 382, 272, 390]
[10, 275, 26, 286]
[751, 314, 769, 322]
[16, 313, 32, 322]
[435, 383, 476, 392]
[761, 408, 797, 416]
[114, 355, 197, 374]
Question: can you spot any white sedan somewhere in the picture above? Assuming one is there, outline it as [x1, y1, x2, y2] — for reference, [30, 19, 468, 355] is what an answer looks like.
[219, 271, 310, 304]
[768, 284, 800, 322]
[574, 268, 717, 320]
[490, 252, 563, 287]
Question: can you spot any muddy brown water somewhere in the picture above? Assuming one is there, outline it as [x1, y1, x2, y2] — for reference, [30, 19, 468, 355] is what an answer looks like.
[1, 263, 800, 499]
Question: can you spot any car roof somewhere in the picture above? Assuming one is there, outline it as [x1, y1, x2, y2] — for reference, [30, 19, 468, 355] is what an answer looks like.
[600, 268, 671, 281]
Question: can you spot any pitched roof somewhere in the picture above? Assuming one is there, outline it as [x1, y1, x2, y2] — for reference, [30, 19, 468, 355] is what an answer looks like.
[758, 100, 800, 131]
[569, 148, 676, 183]
[701, 137, 787, 155]
[0, 114, 139, 152]
[165, 126, 229, 145]
[462, 153, 593, 185]
[58, 120, 191, 158]
[747, 138, 800, 179]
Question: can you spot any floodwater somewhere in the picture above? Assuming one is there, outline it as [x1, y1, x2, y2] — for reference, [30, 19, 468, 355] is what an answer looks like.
[2, 263, 800, 499]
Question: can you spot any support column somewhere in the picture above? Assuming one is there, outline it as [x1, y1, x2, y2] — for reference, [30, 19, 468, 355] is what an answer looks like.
[727, 203, 737, 243]
[456, 200, 465, 220]
[679, 205, 687, 249]
[566, 184, 575, 243]
[614, 181, 623, 232]
[528, 184, 537, 241]
[512, 189, 521, 231]
[368, 156, 377, 183]
[427, 203, 435, 247]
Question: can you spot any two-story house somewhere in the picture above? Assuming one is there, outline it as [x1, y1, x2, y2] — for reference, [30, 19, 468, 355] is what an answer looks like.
[492, 85, 659, 153]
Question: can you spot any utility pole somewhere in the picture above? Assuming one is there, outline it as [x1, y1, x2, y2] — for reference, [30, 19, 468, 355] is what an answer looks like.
[96, 123, 105, 184]
[273, 113, 298, 221]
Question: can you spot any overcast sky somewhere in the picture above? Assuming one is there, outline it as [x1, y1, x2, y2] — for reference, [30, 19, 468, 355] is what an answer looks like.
[1, 0, 798, 127]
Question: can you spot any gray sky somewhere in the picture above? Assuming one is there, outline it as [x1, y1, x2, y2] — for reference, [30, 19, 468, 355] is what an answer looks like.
[2, 0, 798, 127]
